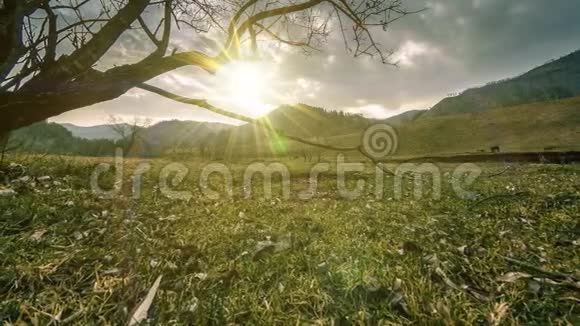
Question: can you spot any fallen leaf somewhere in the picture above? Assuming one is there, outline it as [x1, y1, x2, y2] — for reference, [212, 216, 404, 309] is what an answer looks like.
[363, 275, 381, 292]
[103, 268, 121, 275]
[487, 302, 509, 326]
[166, 261, 178, 270]
[496, 272, 532, 283]
[392, 278, 403, 292]
[0, 188, 17, 197]
[127, 275, 163, 326]
[53, 308, 63, 322]
[559, 296, 580, 303]
[532, 277, 574, 288]
[194, 273, 208, 280]
[29, 229, 47, 242]
[435, 267, 460, 291]
[187, 297, 199, 313]
[149, 259, 160, 269]
[496, 272, 531, 283]
[274, 237, 293, 252]
[37, 176, 52, 182]
[252, 240, 276, 260]
[388, 291, 410, 317]
[422, 254, 440, 267]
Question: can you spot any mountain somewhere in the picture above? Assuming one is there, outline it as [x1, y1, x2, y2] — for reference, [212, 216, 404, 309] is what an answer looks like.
[141, 120, 231, 156]
[57, 120, 233, 156]
[383, 110, 425, 126]
[60, 123, 130, 140]
[421, 50, 580, 118]
[53, 105, 373, 159]
[209, 104, 373, 159]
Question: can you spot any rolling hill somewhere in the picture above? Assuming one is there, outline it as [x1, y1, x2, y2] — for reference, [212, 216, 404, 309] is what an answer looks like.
[141, 120, 231, 156]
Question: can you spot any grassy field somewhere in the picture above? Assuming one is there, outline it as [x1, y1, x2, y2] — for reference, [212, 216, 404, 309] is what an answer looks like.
[0, 154, 579, 325]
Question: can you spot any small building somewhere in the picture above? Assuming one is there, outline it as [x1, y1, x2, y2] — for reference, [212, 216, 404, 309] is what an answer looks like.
[490, 146, 500, 153]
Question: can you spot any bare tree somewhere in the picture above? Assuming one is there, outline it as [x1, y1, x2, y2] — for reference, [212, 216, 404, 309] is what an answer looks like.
[108, 115, 151, 155]
[0, 0, 420, 135]
[0, 132, 24, 166]
[0, 132, 11, 166]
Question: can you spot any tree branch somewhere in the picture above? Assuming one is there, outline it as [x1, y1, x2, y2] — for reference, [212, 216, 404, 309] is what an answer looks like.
[64, 0, 151, 72]
[0, 49, 219, 133]
[25, 0, 152, 89]
[254, 22, 319, 50]
[221, 0, 324, 59]
[137, 82, 360, 152]
[157, 0, 172, 56]
[42, 2, 58, 67]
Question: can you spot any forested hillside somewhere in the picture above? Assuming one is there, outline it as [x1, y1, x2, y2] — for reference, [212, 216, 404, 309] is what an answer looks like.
[5, 123, 118, 157]
[421, 50, 580, 117]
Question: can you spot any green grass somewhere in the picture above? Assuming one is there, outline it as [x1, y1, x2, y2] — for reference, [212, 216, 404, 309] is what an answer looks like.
[0, 155, 579, 324]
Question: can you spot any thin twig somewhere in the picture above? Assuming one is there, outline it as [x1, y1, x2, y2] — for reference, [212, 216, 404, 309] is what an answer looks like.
[468, 191, 530, 211]
[501, 256, 579, 281]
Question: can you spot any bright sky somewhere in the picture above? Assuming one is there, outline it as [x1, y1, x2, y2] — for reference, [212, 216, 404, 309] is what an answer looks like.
[49, 0, 580, 126]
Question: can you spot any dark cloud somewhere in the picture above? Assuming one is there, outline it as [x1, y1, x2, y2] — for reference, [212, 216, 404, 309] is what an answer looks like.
[51, 0, 580, 125]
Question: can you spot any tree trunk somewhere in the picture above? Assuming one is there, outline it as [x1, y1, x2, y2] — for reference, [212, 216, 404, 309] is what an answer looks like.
[0, 50, 219, 133]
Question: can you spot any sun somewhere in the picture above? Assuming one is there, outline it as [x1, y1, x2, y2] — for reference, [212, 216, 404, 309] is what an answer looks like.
[214, 61, 275, 117]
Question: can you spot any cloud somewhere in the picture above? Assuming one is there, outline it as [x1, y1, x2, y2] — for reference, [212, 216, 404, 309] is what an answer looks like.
[345, 104, 393, 119]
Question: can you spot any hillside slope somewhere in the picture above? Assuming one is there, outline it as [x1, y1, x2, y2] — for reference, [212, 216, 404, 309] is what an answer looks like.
[8, 123, 119, 156]
[422, 50, 580, 118]
[141, 120, 231, 156]
[209, 104, 372, 159]
[329, 97, 580, 157]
